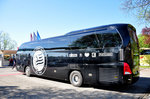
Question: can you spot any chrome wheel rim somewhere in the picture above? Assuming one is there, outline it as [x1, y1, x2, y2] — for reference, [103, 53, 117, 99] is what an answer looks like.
[72, 75, 79, 84]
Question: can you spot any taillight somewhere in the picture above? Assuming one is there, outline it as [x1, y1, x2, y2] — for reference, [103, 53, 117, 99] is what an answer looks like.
[140, 56, 144, 59]
[123, 62, 132, 75]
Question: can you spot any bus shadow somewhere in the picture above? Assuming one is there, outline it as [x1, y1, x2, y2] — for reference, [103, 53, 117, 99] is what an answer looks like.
[94, 77, 150, 94]
[32, 75, 70, 84]
[33, 75, 150, 94]
[0, 86, 82, 98]
[0, 85, 127, 99]
[0, 77, 149, 98]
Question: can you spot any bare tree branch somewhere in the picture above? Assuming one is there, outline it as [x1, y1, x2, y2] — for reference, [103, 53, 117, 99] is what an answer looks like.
[122, 0, 150, 23]
[0, 32, 17, 50]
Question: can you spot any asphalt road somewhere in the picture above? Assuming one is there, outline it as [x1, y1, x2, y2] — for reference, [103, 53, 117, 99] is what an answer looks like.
[0, 67, 150, 99]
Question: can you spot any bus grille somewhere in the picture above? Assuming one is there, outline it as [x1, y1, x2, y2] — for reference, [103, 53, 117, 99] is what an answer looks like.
[99, 68, 120, 83]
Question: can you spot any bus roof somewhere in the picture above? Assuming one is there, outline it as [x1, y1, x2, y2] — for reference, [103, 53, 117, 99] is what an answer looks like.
[66, 23, 129, 36]
[19, 23, 132, 49]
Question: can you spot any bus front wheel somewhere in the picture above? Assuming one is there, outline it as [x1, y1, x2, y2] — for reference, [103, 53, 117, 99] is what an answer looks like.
[25, 66, 31, 77]
[69, 71, 83, 87]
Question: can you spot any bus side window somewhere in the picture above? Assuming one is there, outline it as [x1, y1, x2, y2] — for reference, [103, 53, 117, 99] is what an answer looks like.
[96, 29, 122, 48]
[69, 33, 99, 49]
[52, 36, 70, 50]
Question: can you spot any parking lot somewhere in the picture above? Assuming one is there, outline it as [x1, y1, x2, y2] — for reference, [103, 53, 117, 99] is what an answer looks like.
[0, 67, 150, 99]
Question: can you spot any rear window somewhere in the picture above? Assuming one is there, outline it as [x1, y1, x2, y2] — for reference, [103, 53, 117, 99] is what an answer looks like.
[141, 50, 150, 55]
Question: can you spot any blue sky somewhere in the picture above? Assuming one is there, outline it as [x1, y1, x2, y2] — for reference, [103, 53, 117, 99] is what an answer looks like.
[0, 0, 145, 47]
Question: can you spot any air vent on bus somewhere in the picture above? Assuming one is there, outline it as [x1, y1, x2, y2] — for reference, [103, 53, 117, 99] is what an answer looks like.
[99, 68, 120, 83]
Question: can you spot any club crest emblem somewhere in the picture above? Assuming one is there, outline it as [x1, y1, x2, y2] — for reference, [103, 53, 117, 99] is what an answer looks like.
[32, 47, 47, 75]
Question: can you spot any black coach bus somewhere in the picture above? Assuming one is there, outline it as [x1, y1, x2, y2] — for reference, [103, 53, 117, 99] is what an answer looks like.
[16, 24, 139, 87]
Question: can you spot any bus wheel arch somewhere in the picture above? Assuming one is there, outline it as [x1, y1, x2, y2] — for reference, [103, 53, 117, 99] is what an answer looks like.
[69, 70, 83, 87]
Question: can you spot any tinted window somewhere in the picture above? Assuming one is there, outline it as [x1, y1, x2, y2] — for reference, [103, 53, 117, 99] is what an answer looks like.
[141, 50, 150, 55]
[43, 36, 70, 49]
[128, 27, 139, 54]
[69, 29, 122, 49]
[128, 27, 138, 44]
[69, 33, 99, 49]
[19, 36, 70, 50]
[96, 29, 122, 47]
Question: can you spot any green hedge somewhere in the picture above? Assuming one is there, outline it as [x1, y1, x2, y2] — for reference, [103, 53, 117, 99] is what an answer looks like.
[140, 66, 150, 68]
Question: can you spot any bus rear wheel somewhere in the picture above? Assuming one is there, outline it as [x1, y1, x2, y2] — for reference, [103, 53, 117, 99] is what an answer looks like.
[25, 66, 31, 77]
[69, 71, 83, 87]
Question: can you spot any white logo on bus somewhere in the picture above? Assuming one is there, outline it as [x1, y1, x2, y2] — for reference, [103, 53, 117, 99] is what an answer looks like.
[79, 53, 83, 57]
[92, 53, 96, 57]
[85, 53, 90, 57]
[32, 47, 47, 75]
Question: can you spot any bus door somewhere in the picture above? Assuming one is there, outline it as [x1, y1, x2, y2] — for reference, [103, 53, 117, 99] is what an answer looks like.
[46, 36, 70, 79]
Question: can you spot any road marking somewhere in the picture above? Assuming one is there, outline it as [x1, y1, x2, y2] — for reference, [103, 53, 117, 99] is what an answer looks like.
[0, 73, 23, 77]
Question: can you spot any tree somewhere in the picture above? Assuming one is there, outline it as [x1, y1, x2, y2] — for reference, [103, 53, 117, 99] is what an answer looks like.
[138, 26, 150, 48]
[122, 0, 150, 23]
[141, 27, 150, 45]
[0, 31, 17, 50]
[138, 34, 150, 48]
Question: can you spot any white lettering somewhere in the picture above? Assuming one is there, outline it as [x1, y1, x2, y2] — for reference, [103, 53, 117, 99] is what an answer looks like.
[69, 53, 78, 57]
[99, 53, 113, 56]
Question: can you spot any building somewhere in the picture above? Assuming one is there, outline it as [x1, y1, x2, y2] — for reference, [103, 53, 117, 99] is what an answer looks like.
[0, 50, 17, 67]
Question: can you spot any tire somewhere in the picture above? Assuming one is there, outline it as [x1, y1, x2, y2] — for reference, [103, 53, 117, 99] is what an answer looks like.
[69, 71, 83, 87]
[25, 66, 31, 77]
